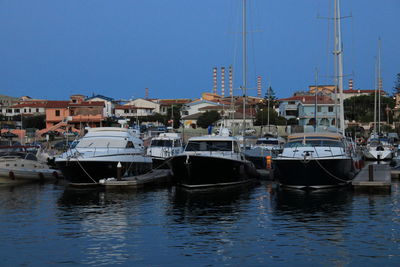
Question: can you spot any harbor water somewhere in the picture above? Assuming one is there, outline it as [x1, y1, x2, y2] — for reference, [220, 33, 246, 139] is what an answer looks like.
[1, 181, 400, 266]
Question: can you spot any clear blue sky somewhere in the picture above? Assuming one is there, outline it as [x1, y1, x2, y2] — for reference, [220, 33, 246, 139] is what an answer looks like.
[0, 0, 398, 100]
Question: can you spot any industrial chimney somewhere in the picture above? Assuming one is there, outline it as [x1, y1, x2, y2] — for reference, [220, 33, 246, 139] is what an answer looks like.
[213, 67, 217, 95]
[348, 79, 353, 90]
[221, 67, 225, 97]
[229, 65, 233, 97]
[257, 76, 262, 97]
[145, 88, 149, 99]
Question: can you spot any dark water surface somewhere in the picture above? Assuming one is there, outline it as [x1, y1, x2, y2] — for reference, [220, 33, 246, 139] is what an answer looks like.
[0, 181, 399, 266]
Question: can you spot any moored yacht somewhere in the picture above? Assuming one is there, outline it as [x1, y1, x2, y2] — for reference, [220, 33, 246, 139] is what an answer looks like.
[168, 130, 259, 188]
[363, 135, 394, 161]
[55, 127, 152, 183]
[274, 132, 359, 189]
[0, 146, 61, 184]
[146, 132, 183, 168]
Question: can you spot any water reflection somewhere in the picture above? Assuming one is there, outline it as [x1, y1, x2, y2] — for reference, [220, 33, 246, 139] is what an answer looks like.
[169, 184, 256, 225]
[56, 188, 163, 266]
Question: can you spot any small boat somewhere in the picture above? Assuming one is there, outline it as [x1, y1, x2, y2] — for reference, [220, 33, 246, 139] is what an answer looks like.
[0, 146, 61, 184]
[55, 127, 152, 184]
[168, 129, 259, 188]
[363, 135, 394, 161]
[274, 132, 360, 189]
[146, 132, 183, 168]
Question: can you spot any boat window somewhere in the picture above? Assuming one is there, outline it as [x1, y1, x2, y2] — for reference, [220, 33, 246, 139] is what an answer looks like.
[256, 140, 279, 145]
[126, 141, 135, 148]
[174, 140, 182, 147]
[151, 140, 173, 147]
[233, 142, 240, 153]
[25, 153, 38, 161]
[185, 141, 233, 152]
[285, 140, 344, 148]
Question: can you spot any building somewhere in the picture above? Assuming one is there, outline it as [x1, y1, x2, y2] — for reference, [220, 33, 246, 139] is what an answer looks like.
[36, 95, 105, 136]
[279, 95, 339, 126]
[156, 99, 192, 115]
[86, 94, 116, 118]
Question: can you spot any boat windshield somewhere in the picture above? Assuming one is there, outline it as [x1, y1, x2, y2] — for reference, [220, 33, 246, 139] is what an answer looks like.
[256, 140, 279, 145]
[185, 141, 233, 152]
[151, 139, 173, 147]
[285, 140, 344, 148]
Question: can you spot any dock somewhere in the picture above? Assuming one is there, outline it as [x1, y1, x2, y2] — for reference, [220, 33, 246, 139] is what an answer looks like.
[352, 164, 391, 192]
[99, 169, 172, 188]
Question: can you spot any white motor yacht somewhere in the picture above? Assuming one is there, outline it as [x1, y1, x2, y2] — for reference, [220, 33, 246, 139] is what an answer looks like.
[146, 133, 183, 168]
[55, 127, 152, 183]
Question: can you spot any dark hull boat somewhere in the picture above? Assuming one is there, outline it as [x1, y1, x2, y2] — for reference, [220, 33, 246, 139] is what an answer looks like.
[274, 158, 354, 189]
[274, 132, 360, 189]
[168, 133, 259, 188]
[56, 160, 152, 183]
[55, 127, 152, 184]
[169, 154, 258, 188]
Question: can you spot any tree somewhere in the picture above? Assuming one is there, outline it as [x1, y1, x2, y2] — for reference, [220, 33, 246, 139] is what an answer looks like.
[393, 73, 400, 95]
[166, 104, 182, 129]
[344, 95, 395, 123]
[254, 108, 286, 126]
[263, 86, 278, 108]
[22, 115, 46, 129]
[196, 111, 221, 129]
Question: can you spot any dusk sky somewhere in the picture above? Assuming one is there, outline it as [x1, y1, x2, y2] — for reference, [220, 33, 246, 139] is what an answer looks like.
[0, 0, 398, 100]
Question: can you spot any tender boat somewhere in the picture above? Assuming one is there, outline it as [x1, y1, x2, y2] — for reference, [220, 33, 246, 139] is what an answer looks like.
[146, 133, 183, 168]
[0, 146, 61, 184]
[274, 132, 360, 189]
[363, 135, 394, 161]
[168, 129, 259, 188]
[55, 127, 152, 183]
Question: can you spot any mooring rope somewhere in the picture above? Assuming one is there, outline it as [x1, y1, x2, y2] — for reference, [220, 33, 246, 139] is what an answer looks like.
[314, 157, 350, 183]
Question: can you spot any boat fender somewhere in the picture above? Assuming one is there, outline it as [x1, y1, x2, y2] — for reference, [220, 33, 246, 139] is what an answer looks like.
[266, 156, 272, 169]
[9, 171, 15, 180]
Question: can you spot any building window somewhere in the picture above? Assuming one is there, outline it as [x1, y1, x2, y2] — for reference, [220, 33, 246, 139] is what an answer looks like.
[6, 109, 12, 113]
[328, 106, 334, 112]
[36, 108, 39, 112]
[124, 110, 129, 114]
[288, 101, 295, 105]
[14, 109, 20, 113]
[29, 109, 31, 113]
[317, 106, 322, 112]
[55, 110, 60, 116]
[24, 109, 27, 113]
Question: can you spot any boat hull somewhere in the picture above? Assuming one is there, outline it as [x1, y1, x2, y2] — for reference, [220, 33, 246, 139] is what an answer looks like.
[274, 157, 354, 188]
[56, 160, 152, 183]
[168, 154, 259, 188]
[363, 149, 393, 161]
[0, 167, 61, 184]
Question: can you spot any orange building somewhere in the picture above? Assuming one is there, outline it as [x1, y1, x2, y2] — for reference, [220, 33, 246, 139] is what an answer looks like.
[38, 95, 105, 136]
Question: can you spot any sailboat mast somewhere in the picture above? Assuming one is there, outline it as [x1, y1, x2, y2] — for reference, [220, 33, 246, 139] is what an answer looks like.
[377, 38, 382, 134]
[242, 0, 247, 133]
[333, 0, 345, 133]
[373, 61, 377, 136]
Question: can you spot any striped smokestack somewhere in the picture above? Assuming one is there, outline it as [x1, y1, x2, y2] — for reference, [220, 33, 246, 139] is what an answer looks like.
[348, 79, 353, 90]
[221, 67, 225, 96]
[213, 67, 217, 94]
[257, 76, 262, 97]
[145, 88, 149, 99]
[229, 65, 233, 96]
[379, 78, 383, 91]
